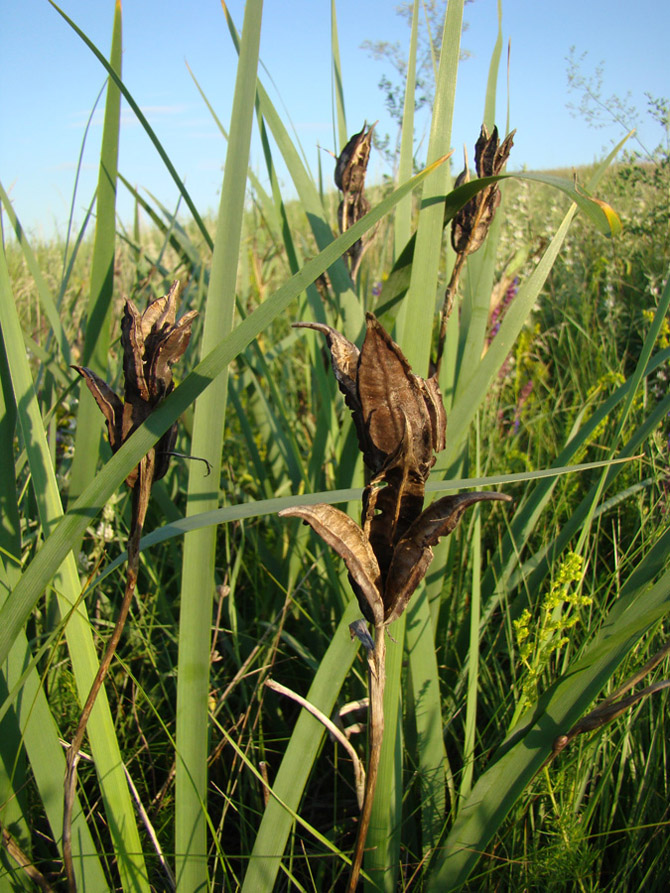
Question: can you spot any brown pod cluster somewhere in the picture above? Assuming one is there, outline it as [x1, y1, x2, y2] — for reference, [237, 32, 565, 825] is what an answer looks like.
[451, 124, 516, 256]
[334, 123, 375, 270]
[281, 315, 511, 626]
[72, 280, 197, 488]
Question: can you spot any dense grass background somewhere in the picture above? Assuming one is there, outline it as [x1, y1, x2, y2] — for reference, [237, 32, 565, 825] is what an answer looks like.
[1, 1, 669, 890]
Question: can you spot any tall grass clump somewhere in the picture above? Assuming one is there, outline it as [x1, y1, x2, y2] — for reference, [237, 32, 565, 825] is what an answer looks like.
[1, 1, 669, 890]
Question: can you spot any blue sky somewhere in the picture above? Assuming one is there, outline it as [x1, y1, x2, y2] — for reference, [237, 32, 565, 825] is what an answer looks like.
[1, 0, 668, 240]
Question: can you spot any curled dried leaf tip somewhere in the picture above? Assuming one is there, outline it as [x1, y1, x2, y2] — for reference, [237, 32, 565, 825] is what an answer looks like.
[281, 314, 512, 626]
[72, 280, 197, 487]
[452, 124, 515, 256]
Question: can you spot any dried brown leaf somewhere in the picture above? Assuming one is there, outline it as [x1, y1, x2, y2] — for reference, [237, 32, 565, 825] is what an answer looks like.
[293, 322, 360, 411]
[71, 365, 123, 452]
[279, 504, 384, 625]
[148, 310, 198, 400]
[362, 417, 426, 585]
[139, 279, 179, 337]
[289, 318, 514, 626]
[383, 491, 513, 623]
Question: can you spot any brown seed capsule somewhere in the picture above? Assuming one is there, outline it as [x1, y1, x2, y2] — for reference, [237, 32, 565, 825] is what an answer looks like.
[451, 125, 515, 256]
[334, 123, 375, 194]
[72, 280, 197, 487]
[334, 123, 376, 269]
[284, 314, 512, 625]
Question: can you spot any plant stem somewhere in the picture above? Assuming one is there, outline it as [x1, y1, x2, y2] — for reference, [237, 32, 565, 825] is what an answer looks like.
[62, 451, 155, 892]
[435, 248, 467, 374]
[347, 622, 386, 892]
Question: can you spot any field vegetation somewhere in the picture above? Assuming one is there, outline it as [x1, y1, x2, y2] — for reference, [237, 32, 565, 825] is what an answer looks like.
[1, 1, 669, 891]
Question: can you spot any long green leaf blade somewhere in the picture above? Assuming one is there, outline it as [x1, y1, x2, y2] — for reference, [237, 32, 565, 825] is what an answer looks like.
[427, 530, 670, 890]
[67, 0, 122, 508]
[174, 2, 264, 889]
[0, 242, 149, 891]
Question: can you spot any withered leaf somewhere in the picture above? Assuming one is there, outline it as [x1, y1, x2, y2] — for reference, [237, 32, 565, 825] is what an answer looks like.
[293, 321, 360, 412]
[148, 310, 198, 400]
[139, 279, 179, 337]
[71, 365, 123, 452]
[299, 314, 447, 479]
[474, 125, 515, 179]
[279, 504, 384, 625]
[383, 491, 513, 623]
[357, 315, 437, 475]
[122, 300, 150, 403]
[334, 124, 376, 270]
[362, 417, 426, 584]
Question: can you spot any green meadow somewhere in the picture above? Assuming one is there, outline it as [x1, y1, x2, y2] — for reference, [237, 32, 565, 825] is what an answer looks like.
[1, 1, 669, 890]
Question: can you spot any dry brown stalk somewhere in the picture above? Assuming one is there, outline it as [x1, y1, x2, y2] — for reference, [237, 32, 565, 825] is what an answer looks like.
[1, 818, 55, 892]
[544, 637, 670, 771]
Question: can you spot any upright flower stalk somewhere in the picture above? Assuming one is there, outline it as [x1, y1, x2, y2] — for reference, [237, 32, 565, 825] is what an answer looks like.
[63, 282, 196, 891]
[280, 314, 511, 890]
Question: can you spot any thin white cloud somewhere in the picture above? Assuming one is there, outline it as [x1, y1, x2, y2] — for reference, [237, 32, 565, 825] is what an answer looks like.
[48, 162, 96, 172]
[69, 103, 191, 129]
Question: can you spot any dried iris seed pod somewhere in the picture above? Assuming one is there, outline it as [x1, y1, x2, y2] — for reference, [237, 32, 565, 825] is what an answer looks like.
[451, 124, 515, 255]
[282, 314, 511, 625]
[334, 123, 376, 270]
[73, 280, 197, 487]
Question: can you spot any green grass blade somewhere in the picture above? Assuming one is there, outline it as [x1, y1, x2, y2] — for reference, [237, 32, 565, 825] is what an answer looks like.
[222, 2, 364, 340]
[483, 0, 503, 130]
[0, 180, 71, 367]
[405, 588, 448, 854]
[76, 455, 643, 630]
[459, 419, 482, 804]
[443, 132, 629, 471]
[394, 0, 420, 260]
[469, 346, 670, 659]
[395, 0, 463, 374]
[241, 599, 360, 892]
[330, 0, 347, 150]
[378, 164, 621, 341]
[186, 62, 280, 234]
[518, 388, 670, 611]
[0, 341, 108, 890]
[48, 0, 213, 251]
[455, 3, 504, 391]
[174, 1, 263, 888]
[0, 244, 149, 891]
[58, 80, 106, 289]
[427, 529, 670, 891]
[67, 0, 122, 508]
[369, 4, 464, 888]
[0, 337, 30, 886]
[0, 156, 444, 671]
